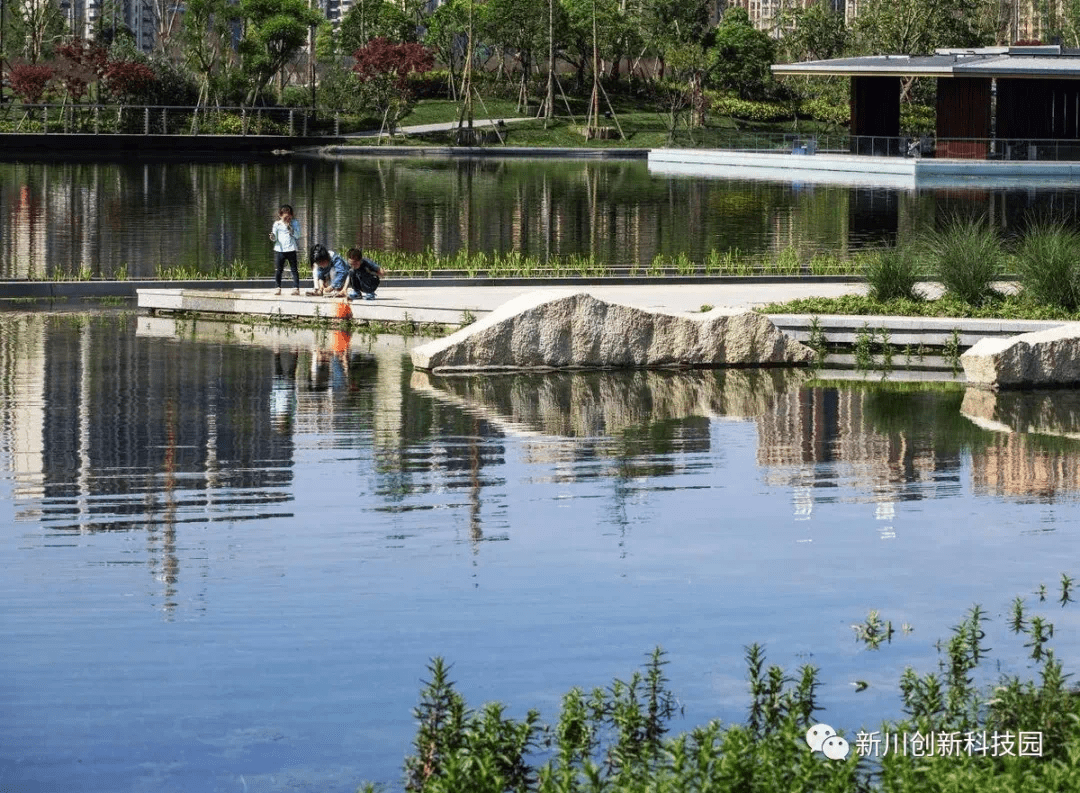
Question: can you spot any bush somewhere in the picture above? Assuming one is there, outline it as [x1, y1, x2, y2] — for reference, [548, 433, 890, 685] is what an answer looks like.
[9, 62, 55, 103]
[280, 84, 313, 107]
[709, 95, 792, 122]
[864, 245, 923, 302]
[1015, 222, 1080, 311]
[900, 103, 935, 136]
[408, 69, 451, 100]
[921, 216, 1005, 305]
[800, 96, 848, 126]
[144, 57, 199, 106]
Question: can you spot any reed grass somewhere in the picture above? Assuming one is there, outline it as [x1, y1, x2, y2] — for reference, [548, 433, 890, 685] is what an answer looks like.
[920, 216, 1005, 306]
[863, 246, 923, 302]
[1013, 221, 1080, 311]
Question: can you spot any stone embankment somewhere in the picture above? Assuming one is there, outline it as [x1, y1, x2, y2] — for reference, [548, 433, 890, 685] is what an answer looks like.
[410, 291, 814, 372]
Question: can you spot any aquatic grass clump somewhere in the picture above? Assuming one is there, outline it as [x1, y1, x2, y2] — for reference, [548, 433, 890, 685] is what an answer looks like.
[863, 245, 923, 302]
[1014, 221, 1080, 311]
[383, 576, 1080, 793]
[921, 216, 1005, 305]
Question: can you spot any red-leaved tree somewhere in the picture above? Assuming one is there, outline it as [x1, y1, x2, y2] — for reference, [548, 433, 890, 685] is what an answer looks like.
[351, 39, 434, 134]
[53, 40, 108, 102]
[352, 39, 435, 90]
[356, 38, 436, 89]
[103, 61, 156, 105]
[8, 63, 54, 104]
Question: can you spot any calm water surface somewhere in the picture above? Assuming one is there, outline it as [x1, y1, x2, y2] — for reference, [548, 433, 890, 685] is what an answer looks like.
[5, 158, 1080, 279]
[2, 313, 1079, 792]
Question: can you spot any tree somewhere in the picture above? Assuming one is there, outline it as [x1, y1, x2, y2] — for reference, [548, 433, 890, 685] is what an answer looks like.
[180, 0, 241, 106]
[781, 1, 848, 62]
[8, 0, 66, 63]
[559, 0, 634, 88]
[351, 38, 434, 133]
[853, 0, 995, 55]
[709, 7, 776, 100]
[103, 60, 156, 104]
[480, 0, 548, 104]
[423, 0, 469, 97]
[340, 0, 415, 52]
[238, 0, 323, 104]
[8, 61, 53, 102]
[53, 40, 108, 103]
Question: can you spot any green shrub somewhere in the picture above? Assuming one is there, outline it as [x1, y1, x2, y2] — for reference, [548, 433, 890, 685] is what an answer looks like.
[408, 70, 452, 100]
[1015, 222, 1080, 311]
[864, 245, 923, 302]
[921, 216, 1004, 305]
[709, 95, 793, 123]
[800, 97, 848, 126]
[900, 103, 935, 136]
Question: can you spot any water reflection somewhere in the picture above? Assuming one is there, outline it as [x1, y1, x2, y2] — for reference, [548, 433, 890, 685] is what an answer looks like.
[962, 388, 1080, 500]
[6, 158, 1080, 279]
[7, 315, 1080, 791]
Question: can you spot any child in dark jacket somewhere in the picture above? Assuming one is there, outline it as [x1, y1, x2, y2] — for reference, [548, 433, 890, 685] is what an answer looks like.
[344, 247, 385, 301]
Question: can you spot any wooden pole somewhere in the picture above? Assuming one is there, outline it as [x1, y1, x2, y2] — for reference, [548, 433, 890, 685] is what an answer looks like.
[545, 0, 554, 126]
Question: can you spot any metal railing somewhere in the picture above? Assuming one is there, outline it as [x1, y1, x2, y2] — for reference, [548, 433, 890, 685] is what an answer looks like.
[0, 104, 350, 137]
[711, 132, 1080, 162]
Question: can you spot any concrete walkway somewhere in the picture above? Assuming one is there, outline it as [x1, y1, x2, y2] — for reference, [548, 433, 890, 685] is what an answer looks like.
[137, 280, 1070, 348]
[139, 281, 871, 326]
[343, 117, 534, 138]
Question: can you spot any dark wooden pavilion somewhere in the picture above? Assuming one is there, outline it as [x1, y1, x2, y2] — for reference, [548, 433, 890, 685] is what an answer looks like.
[772, 46, 1080, 158]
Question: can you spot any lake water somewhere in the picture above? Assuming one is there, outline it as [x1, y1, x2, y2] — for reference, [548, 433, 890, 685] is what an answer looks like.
[4, 157, 1080, 279]
[2, 311, 1079, 792]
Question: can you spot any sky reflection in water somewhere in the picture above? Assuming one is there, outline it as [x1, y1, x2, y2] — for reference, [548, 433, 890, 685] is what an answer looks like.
[1, 312, 1078, 792]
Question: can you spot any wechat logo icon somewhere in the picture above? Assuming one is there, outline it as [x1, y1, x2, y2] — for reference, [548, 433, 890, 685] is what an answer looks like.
[806, 723, 850, 760]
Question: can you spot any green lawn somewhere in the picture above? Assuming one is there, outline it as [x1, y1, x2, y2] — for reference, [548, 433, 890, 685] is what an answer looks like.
[354, 99, 839, 148]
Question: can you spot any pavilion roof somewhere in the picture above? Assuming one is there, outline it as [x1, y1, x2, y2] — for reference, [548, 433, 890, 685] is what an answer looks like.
[772, 46, 1080, 79]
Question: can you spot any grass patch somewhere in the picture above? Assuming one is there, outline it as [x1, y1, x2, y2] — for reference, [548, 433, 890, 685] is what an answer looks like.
[350, 105, 841, 150]
[758, 293, 1079, 321]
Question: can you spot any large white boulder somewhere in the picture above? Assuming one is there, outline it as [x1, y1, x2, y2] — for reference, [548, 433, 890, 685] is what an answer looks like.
[962, 323, 1080, 388]
[410, 291, 815, 373]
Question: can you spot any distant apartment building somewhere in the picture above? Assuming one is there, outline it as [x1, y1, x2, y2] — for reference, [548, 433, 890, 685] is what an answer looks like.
[61, 0, 165, 52]
[723, 0, 853, 37]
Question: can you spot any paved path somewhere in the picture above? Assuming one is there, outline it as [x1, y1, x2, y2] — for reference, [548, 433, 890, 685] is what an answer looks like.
[366, 281, 872, 314]
[139, 281, 871, 326]
[344, 117, 535, 139]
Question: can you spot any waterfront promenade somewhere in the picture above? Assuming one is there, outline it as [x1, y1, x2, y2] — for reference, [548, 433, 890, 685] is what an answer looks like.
[138, 280, 869, 324]
[135, 280, 1066, 350]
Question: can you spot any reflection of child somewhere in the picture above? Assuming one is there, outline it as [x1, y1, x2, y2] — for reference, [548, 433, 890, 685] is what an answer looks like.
[270, 348, 298, 433]
[269, 204, 301, 295]
[345, 247, 385, 301]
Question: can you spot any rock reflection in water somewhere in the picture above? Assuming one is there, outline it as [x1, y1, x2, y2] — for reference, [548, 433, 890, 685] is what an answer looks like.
[962, 388, 1080, 499]
[411, 368, 808, 438]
